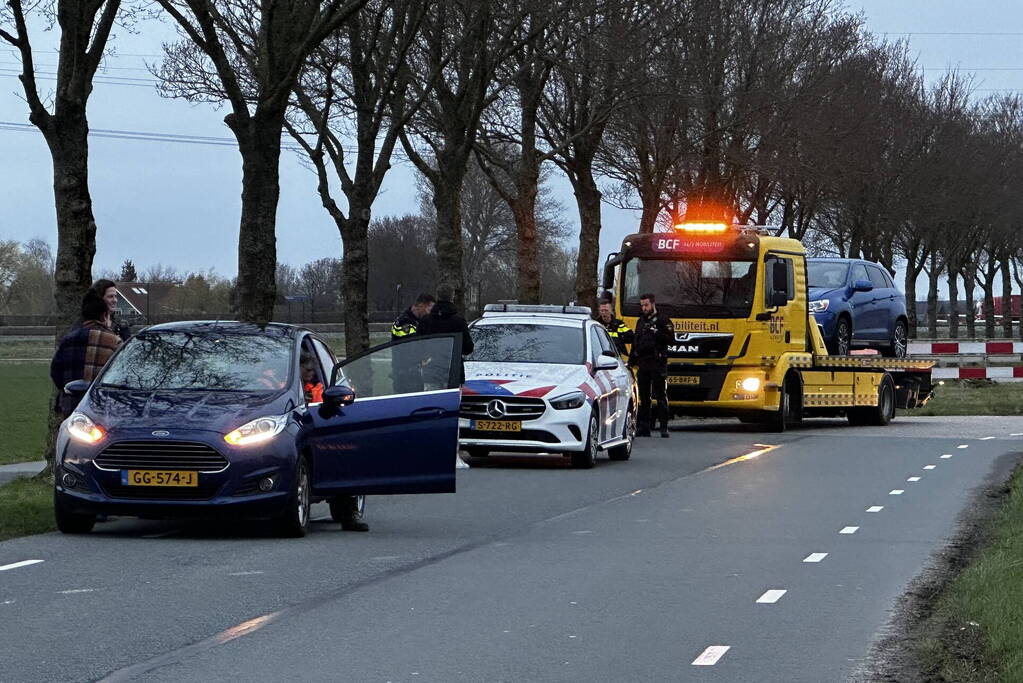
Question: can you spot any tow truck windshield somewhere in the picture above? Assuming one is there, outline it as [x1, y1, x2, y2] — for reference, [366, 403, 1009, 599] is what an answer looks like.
[622, 257, 757, 318]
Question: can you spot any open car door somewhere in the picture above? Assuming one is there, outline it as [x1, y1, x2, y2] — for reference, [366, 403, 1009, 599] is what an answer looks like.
[304, 333, 462, 496]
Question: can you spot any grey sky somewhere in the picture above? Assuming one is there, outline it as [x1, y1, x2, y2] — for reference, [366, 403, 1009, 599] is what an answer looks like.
[1, 2, 1021, 282]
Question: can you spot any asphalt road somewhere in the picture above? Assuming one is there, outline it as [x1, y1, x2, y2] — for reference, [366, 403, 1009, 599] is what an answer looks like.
[1, 416, 1020, 682]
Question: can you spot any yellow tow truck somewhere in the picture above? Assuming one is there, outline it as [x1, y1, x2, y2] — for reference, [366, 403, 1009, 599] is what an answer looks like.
[601, 221, 934, 431]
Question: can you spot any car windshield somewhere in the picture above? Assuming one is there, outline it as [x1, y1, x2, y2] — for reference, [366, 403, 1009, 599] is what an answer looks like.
[807, 261, 849, 289]
[99, 330, 293, 392]
[622, 257, 756, 318]
[467, 324, 584, 364]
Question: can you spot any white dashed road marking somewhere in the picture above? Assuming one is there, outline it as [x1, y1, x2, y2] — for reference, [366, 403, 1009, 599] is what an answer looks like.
[58, 589, 96, 594]
[866, 506, 884, 513]
[957, 445, 969, 449]
[228, 571, 265, 576]
[840, 526, 859, 534]
[890, 490, 904, 495]
[692, 646, 730, 666]
[924, 465, 937, 470]
[980, 436, 996, 441]
[756, 590, 787, 604]
[1012, 433, 1023, 436]
[0, 560, 43, 572]
[803, 553, 828, 563]
[941, 454, 953, 459]
[907, 477, 921, 482]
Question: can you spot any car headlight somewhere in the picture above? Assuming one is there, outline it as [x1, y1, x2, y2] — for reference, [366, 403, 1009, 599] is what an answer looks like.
[66, 412, 106, 444]
[738, 377, 761, 393]
[550, 391, 586, 410]
[809, 299, 829, 313]
[224, 414, 289, 446]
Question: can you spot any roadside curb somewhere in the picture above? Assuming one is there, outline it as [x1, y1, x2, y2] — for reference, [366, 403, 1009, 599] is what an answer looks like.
[0, 461, 47, 486]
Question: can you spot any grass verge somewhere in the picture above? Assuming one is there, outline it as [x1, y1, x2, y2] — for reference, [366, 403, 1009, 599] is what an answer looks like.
[0, 477, 55, 541]
[916, 465, 1023, 682]
[906, 380, 1023, 417]
[0, 363, 51, 466]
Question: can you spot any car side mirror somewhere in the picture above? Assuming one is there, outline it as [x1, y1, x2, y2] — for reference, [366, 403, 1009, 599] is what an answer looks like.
[770, 290, 788, 308]
[323, 385, 356, 407]
[64, 379, 90, 397]
[852, 279, 874, 293]
[595, 356, 619, 371]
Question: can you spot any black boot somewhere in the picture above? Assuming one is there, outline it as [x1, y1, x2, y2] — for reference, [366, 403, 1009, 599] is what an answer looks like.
[637, 420, 651, 437]
[342, 520, 370, 532]
[660, 420, 670, 438]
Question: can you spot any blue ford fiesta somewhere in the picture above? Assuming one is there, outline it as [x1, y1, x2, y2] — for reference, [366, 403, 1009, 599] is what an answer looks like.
[54, 322, 463, 537]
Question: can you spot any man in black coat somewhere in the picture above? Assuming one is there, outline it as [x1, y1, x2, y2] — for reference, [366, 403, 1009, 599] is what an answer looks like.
[417, 283, 475, 385]
[628, 293, 674, 438]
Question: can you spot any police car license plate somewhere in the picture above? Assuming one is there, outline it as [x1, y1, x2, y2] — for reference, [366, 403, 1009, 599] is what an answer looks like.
[668, 376, 700, 386]
[122, 470, 198, 487]
[473, 420, 521, 432]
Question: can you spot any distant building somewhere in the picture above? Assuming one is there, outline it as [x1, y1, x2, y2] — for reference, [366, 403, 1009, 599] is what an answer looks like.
[113, 282, 179, 323]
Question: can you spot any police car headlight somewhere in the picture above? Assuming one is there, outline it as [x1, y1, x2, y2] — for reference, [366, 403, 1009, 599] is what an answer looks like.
[809, 299, 829, 313]
[550, 391, 586, 410]
[224, 414, 289, 446]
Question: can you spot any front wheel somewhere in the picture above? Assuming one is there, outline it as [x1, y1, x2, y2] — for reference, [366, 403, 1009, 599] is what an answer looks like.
[765, 374, 800, 433]
[570, 413, 599, 469]
[275, 456, 311, 538]
[828, 316, 852, 356]
[54, 491, 95, 534]
[608, 407, 636, 461]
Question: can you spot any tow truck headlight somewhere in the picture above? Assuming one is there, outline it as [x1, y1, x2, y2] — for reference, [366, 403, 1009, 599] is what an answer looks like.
[224, 415, 289, 446]
[809, 299, 829, 313]
[550, 391, 586, 410]
[738, 377, 762, 393]
[66, 412, 106, 444]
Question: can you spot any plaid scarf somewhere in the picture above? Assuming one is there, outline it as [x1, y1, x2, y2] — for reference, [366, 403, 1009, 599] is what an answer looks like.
[50, 320, 123, 391]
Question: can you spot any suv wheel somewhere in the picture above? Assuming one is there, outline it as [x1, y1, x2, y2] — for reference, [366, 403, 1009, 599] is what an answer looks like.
[570, 413, 599, 469]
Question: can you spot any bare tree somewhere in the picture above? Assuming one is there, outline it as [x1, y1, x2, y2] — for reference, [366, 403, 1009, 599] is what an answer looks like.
[154, 0, 367, 324]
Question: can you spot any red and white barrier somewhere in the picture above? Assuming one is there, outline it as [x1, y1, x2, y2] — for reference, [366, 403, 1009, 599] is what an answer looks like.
[932, 366, 1023, 381]
[909, 341, 1023, 355]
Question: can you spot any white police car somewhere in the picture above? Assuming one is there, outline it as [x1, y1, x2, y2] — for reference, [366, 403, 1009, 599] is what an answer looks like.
[460, 305, 638, 468]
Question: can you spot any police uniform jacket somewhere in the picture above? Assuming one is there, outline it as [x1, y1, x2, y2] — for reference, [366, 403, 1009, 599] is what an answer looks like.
[600, 316, 635, 356]
[391, 307, 420, 341]
[629, 310, 674, 370]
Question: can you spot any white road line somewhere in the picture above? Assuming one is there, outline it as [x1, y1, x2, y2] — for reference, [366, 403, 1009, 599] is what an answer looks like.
[924, 465, 937, 470]
[756, 589, 787, 604]
[371, 555, 401, 561]
[0, 560, 43, 572]
[840, 526, 859, 534]
[803, 553, 828, 563]
[957, 444, 969, 449]
[941, 455, 953, 459]
[572, 530, 594, 535]
[58, 589, 96, 594]
[692, 646, 730, 666]
[980, 436, 996, 441]
[866, 506, 884, 512]
[890, 490, 905, 495]
[1012, 433, 1023, 436]
[228, 571, 264, 576]
[907, 477, 921, 482]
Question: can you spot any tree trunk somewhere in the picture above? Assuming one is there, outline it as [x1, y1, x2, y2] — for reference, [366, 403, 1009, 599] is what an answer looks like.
[903, 266, 919, 338]
[926, 268, 940, 339]
[963, 263, 977, 337]
[432, 165, 467, 308]
[339, 214, 370, 358]
[513, 185, 541, 305]
[983, 277, 996, 338]
[637, 183, 661, 234]
[231, 116, 283, 325]
[1001, 253, 1014, 339]
[40, 113, 98, 472]
[947, 267, 960, 339]
[572, 167, 603, 311]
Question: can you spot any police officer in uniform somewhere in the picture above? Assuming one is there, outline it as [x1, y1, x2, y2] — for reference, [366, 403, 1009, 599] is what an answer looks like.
[628, 293, 674, 438]
[596, 297, 634, 356]
[391, 293, 436, 341]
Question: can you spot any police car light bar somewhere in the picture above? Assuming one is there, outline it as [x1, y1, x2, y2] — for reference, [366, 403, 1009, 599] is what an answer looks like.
[483, 304, 592, 316]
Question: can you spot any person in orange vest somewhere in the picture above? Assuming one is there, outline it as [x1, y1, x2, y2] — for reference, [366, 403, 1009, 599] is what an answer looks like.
[300, 353, 324, 404]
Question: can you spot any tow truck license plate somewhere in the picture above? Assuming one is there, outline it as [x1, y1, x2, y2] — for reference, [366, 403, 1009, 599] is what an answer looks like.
[122, 470, 198, 487]
[473, 420, 522, 432]
[668, 376, 700, 386]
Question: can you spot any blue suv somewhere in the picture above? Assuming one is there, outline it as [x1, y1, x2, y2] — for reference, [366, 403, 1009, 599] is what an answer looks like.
[807, 258, 909, 357]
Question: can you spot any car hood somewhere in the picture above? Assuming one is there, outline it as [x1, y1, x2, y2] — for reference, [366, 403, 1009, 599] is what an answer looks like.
[808, 286, 845, 302]
[463, 362, 590, 399]
[83, 387, 289, 434]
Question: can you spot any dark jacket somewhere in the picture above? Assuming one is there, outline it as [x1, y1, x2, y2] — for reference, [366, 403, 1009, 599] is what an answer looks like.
[391, 307, 421, 341]
[629, 310, 674, 369]
[599, 316, 635, 356]
[418, 300, 474, 383]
